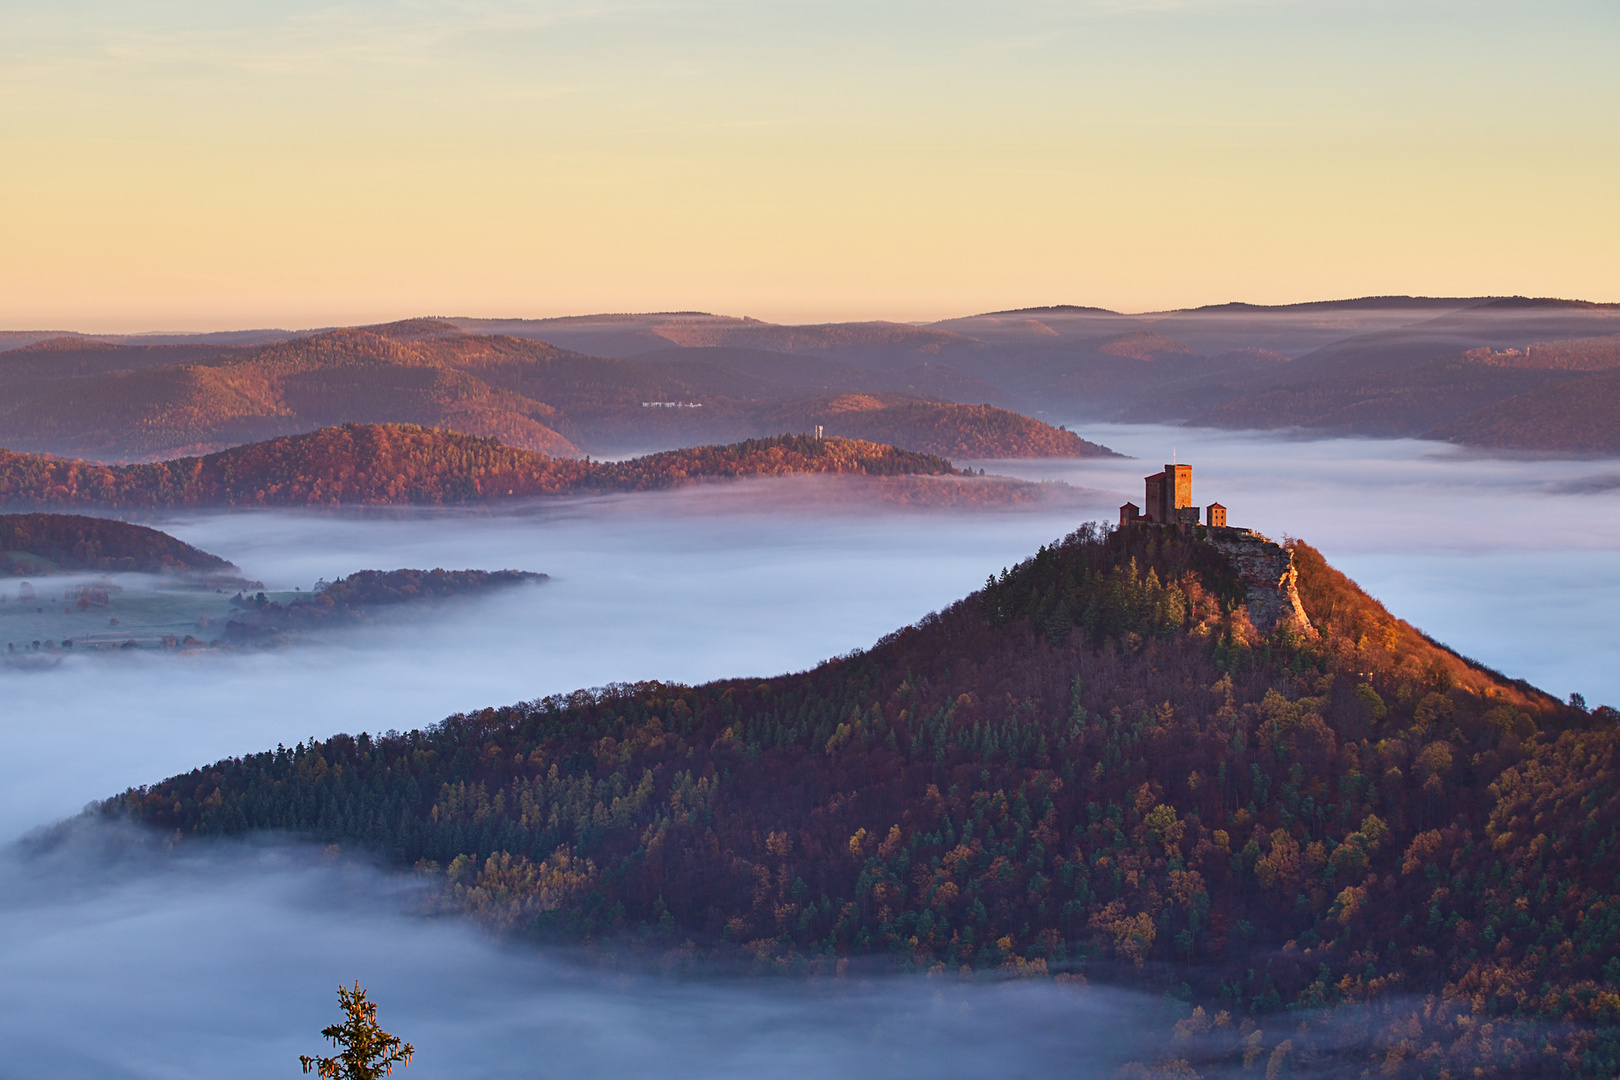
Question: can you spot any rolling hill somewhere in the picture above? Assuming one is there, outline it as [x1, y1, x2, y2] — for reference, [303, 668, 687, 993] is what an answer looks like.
[0, 322, 1109, 462]
[757, 396, 1116, 459]
[0, 424, 1014, 509]
[1182, 305, 1620, 440]
[99, 520, 1620, 1077]
[10, 297, 1620, 456]
[0, 513, 238, 576]
[1426, 369, 1620, 453]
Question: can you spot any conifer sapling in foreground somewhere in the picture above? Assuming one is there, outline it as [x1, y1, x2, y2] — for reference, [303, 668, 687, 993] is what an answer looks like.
[300, 982, 414, 1080]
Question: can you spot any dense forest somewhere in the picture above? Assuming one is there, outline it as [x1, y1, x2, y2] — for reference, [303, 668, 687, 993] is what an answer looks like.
[0, 512, 237, 575]
[1428, 369, 1620, 454]
[106, 522, 1620, 1076]
[761, 398, 1117, 459]
[0, 425, 967, 509]
[224, 568, 545, 639]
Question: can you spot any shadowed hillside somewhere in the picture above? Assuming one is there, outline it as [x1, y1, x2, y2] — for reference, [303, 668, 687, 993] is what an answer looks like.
[11, 297, 1620, 456]
[0, 323, 1110, 462]
[0, 513, 238, 575]
[102, 521, 1620, 1076]
[0, 424, 984, 508]
[1183, 305, 1620, 439]
[1427, 369, 1620, 453]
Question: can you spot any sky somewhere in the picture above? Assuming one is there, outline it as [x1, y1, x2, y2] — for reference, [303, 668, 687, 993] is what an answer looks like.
[1, 0, 1616, 330]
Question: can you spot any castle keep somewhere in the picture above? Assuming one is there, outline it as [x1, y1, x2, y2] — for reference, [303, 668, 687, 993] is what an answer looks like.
[1119, 463, 1225, 529]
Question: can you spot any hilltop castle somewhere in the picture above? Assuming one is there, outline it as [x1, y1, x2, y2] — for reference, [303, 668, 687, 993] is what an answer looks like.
[1119, 463, 1314, 637]
[1119, 463, 1226, 529]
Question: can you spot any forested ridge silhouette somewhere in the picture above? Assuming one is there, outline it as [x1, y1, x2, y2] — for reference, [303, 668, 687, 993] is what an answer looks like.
[0, 425, 962, 508]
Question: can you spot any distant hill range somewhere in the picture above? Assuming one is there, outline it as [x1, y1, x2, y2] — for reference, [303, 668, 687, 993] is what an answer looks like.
[0, 320, 1114, 463]
[444, 301, 1620, 452]
[0, 424, 1064, 509]
[8, 297, 1618, 457]
[0, 513, 238, 576]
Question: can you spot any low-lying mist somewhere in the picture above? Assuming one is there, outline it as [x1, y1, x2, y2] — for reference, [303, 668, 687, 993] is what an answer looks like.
[0, 479, 1101, 839]
[1, 819, 1149, 1080]
[2, 428, 1617, 1076]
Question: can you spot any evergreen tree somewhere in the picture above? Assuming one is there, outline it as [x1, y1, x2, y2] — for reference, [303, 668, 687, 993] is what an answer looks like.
[300, 982, 414, 1080]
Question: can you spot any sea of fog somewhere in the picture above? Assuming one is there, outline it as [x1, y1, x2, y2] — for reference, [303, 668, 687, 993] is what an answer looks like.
[1, 424, 1616, 1077]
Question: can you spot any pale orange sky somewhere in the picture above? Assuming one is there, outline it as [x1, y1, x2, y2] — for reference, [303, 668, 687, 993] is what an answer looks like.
[2, 0, 1616, 331]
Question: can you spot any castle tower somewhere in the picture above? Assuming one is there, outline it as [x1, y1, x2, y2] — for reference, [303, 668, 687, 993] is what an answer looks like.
[1165, 464, 1192, 523]
[1146, 466, 1198, 524]
[1138, 462, 1201, 526]
[1206, 502, 1226, 528]
[1143, 473, 1165, 523]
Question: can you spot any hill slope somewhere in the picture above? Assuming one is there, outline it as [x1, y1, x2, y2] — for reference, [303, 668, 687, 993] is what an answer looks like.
[0, 513, 237, 575]
[102, 522, 1620, 1077]
[0, 324, 1110, 462]
[0, 424, 980, 509]
[759, 397, 1117, 458]
[1427, 368, 1620, 453]
[1185, 356, 1575, 436]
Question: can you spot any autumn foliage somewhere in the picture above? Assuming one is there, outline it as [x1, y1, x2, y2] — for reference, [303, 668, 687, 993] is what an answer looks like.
[108, 524, 1620, 1076]
[0, 512, 237, 574]
[0, 425, 958, 509]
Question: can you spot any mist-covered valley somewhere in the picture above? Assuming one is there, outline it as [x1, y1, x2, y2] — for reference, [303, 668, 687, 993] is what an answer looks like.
[3, 425, 1619, 1077]
[1, 823, 1153, 1079]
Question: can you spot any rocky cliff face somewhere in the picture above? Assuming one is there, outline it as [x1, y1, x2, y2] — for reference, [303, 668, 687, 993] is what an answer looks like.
[1204, 528, 1314, 637]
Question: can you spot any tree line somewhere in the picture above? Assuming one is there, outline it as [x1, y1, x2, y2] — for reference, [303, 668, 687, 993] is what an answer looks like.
[0, 425, 958, 508]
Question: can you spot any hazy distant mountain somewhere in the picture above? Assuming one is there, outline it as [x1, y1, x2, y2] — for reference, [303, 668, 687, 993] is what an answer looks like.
[8, 296, 1619, 456]
[1427, 369, 1620, 453]
[0, 322, 1102, 462]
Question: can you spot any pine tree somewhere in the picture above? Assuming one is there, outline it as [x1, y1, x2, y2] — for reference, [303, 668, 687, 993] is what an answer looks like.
[300, 982, 414, 1080]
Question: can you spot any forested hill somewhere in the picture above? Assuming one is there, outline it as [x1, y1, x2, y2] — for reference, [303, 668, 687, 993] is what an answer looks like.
[0, 513, 237, 575]
[224, 568, 545, 640]
[107, 523, 1620, 1077]
[0, 425, 961, 508]
[0, 324, 1119, 461]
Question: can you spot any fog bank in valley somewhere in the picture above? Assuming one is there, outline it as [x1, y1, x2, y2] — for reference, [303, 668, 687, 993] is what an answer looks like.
[1, 821, 1147, 1079]
[0, 481, 1099, 839]
[1, 427, 1616, 1076]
